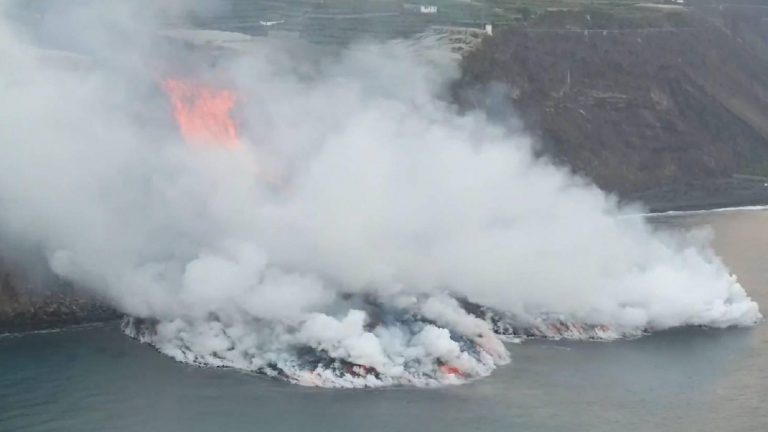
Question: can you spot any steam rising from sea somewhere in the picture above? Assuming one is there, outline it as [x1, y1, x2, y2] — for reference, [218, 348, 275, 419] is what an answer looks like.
[0, 1, 760, 387]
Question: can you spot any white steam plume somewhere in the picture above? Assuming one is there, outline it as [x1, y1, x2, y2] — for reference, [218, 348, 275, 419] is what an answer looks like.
[0, 1, 760, 387]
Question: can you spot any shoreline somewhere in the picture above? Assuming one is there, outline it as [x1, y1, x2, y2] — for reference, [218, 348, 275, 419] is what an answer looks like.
[625, 176, 768, 214]
[0, 320, 120, 338]
[0, 285, 121, 336]
[0, 310, 122, 336]
[639, 204, 768, 218]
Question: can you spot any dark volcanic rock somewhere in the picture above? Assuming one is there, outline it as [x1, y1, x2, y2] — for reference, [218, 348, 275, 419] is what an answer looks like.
[0, 272, 120, 334]
[456, 8, 768, 203]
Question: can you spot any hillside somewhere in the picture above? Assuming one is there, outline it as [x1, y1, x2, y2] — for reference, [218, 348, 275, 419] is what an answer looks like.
[456, 5, 768, 209]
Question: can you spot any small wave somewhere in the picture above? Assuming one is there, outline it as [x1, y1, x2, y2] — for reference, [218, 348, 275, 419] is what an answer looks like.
[0, 321, 114, 339]
[637, 205, 768, 218]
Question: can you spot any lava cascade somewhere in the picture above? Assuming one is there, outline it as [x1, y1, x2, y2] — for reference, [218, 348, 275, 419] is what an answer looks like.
[162, 79, 240, 148]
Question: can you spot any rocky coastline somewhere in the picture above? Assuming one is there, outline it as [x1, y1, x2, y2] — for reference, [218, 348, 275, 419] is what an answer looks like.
[0, 273, 120, 335]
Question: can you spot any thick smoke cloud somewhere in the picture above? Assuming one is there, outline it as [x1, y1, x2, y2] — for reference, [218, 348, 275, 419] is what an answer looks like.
[0, 1, 760, 387]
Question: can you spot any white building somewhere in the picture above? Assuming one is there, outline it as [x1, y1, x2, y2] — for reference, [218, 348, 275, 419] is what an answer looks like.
[420, 5, 438, 14]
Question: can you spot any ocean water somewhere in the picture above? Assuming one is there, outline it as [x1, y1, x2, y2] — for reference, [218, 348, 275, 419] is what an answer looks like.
[1, 209, 767, 432]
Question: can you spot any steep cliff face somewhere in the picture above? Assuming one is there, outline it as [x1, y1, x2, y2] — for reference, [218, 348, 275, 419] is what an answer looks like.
[456, 9, 768, 197]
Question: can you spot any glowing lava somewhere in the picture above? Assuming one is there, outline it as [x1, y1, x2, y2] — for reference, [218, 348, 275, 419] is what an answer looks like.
[162, 79, 240, 148]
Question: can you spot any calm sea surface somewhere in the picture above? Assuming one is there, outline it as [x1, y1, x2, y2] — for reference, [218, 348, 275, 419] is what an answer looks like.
[1, 209, 767, 432]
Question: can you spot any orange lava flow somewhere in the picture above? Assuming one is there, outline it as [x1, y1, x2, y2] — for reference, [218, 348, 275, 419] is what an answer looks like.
[162, 79, 240, 148]
[439, 365, 465, 378]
